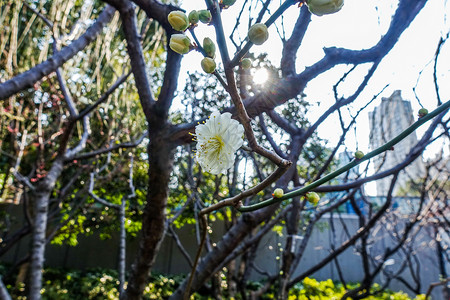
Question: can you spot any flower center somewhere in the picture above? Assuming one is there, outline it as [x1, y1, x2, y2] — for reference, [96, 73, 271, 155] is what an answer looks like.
[207, 135, 225, 152]
[200, 134, 225, 157]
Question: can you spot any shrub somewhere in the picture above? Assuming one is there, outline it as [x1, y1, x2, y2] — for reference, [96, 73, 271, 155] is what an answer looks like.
[1, 266, 426, 299]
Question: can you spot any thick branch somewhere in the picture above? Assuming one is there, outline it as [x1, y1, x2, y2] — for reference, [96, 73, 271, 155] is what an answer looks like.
[280, 5, 311, 77]
[106, 0, 155, 117]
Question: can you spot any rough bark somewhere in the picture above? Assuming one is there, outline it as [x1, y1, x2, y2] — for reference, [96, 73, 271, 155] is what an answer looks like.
[104, 1, 182, 298]
[123, 126, 175, 300]
[118, 198, 126, 297]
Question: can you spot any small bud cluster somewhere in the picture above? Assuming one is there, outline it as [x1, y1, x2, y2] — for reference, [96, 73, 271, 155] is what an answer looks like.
[248, 23, 269, 45]
[168, 0, 345, 76]
[168, 11, 189, 32]
[354, 150, 364, 160]
[222, 0, 237, 7]
[188, 11, 199, 24]
[198, 10, 212, 24]
[187, 10, 212, 26]
[168, 11, 191, 55]
[272, 188, 284, 198]
[169, 34, 191, 55]
[241, 58, 252, 69]
[203, 38, 216, 59]
[306, 0, 344, 16]
[418, 108, 428, 118]
[167, 9, 217, 73]
[201, 37, 217, 73]
[201, 57, 216, 74]
[306, 192, 320, 205]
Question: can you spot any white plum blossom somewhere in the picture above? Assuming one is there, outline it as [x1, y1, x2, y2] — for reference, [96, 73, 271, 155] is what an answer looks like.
[194, 112, 244, 175]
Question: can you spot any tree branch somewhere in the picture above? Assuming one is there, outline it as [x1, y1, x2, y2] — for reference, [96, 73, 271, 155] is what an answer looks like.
[105, 0, 155, 118]
[66, 130, 147, 162]
[0, 5, 116, 101]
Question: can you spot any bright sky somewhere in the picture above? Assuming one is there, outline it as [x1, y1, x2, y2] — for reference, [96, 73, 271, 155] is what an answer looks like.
[175, 0, 450, 194]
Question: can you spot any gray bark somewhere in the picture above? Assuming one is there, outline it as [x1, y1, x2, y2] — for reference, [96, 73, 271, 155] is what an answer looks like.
[118, 198, 126, 297]
[0, 276, 12, 300]
[102, 1, 183, 298]
[28, 159, 64, 300]
[123, 128, 175, 300]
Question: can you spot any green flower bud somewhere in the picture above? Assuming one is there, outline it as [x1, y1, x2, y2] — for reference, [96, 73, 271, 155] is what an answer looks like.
[306, 192, 320, 205]
[201, 57, 216, 73]
[198, 10, 212, 24]
[272, 188, 284, 198]
[188, 10, 199, 25]
[306, 0, 344, 16]
[248, 23, 269, 45]
[354, 150, 364, 159]
[222, 0, 237, 7]
[418, 108, 428, 118]
[241, 58, 252, 69]
[168, 11, 189, 32]
[203, 37, 216, 58]
[169, 34, 191, 55]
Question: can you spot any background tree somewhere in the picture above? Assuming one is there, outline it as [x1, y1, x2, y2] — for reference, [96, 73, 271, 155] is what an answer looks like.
[0, 0, 449, 300]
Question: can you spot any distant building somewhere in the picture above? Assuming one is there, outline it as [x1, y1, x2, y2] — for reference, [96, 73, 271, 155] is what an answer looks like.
[368, 90, 425, 196]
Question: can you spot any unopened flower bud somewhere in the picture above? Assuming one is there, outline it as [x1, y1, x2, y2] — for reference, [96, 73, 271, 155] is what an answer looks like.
[354, 151, 364, 159]
[248, 23, 269, 45]
[241, 58, 252, 69]
[222, 0, 237, 7]
[188, 10, 199, 25]
[169, 34, 191, 55]
[168, 11, 189, 32]
[306, 0, 344, 16]
[201, 57, 216, 73]
[198, 10, 212, 24]
[203, 37, 216, 58]
[306, 192, 320, 205]
[272, 188, 284, 198]
[418, 108, 428, 118]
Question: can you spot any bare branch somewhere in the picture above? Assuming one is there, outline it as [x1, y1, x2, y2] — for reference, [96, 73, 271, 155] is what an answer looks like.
[66, 130, 147, 162]
[105, 0, 155, 117]
[0, 5, 116, 100]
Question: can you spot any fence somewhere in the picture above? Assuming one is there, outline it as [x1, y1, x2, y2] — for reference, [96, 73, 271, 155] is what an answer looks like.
[2, 204, 448, 299]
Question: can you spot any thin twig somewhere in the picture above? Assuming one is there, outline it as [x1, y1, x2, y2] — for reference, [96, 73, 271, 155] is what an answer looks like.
[184, 214, 207, 300]
[238, 100, 450, 212]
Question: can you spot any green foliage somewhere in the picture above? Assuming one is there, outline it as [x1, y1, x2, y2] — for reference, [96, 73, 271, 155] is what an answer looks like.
[257, 277, 426, 300]
[275, 278, 427, 300]
[1, 267, 426, 300]
[51, 215, 88, 246]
